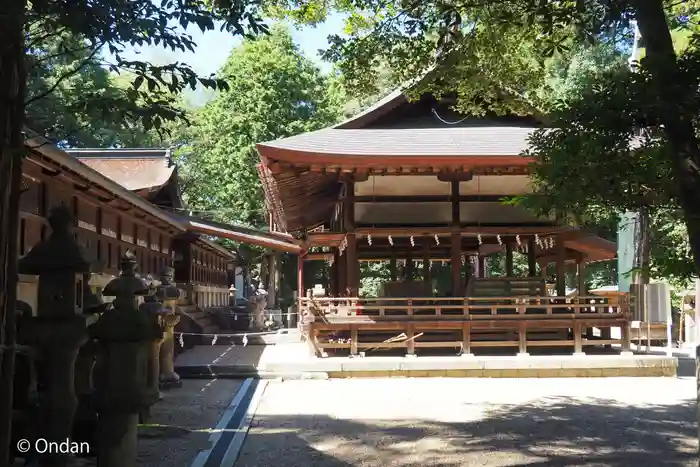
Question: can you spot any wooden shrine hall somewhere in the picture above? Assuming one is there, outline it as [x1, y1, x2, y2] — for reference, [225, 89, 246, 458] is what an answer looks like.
[256, 87, 632, 358]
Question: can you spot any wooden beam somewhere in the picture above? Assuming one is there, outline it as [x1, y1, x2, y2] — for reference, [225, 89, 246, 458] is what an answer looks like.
[354, 195, 510, 203]
[438, 170, 474, 182]
[305, 252, 333, 261]
[338, 171, 369, 183]
[355, 226, 567, 236]
[358, 249, 466, 259]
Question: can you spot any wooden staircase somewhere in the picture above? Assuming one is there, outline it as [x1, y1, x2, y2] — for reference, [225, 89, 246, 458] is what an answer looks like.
[178, 305, 221, 335]
[466, 276, 547, 300]
[174, 299, 224, 352]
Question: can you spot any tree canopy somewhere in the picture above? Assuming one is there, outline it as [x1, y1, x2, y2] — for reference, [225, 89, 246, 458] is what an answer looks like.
[180, 25, 344, 229]
[269, 0, 700, 286]
[25, 28, 160, 147]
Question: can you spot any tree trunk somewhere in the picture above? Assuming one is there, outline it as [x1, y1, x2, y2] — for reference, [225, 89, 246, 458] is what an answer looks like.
[633, 1, 700, 463]
[0, 0, 27, 465]
[633, 1, 700, 273]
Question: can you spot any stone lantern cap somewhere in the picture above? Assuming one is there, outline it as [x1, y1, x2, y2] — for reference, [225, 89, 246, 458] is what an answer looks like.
[18, 204, 91, 275]
[103, 250, 150, 298]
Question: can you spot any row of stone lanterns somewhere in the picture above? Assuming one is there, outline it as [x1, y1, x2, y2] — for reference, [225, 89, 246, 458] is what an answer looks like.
[14, 204, 183, 467]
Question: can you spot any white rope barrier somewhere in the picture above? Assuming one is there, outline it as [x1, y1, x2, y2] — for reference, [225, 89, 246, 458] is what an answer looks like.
[176, 329, 286, 347]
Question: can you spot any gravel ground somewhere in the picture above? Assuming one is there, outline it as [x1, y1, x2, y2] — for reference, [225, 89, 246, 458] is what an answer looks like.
[12, 379, 244, 467]
[137, 378, 244, 467]
[236, 377, 697, 467]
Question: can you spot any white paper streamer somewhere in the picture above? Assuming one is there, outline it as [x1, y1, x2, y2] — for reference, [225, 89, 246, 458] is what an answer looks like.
[211, 335, 218, 345]
[410, 236, 415, 247]
[497, 234, 502, 245]
[477, 234, 483, 245]
[242, 334, 248, 347]
[388, 235, 394, 246]
[434, 234, 440, 246]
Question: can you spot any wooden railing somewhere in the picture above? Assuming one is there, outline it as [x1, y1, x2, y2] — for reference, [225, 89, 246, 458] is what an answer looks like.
[299, 295, 627, 318]
[298, 295, 631, 357]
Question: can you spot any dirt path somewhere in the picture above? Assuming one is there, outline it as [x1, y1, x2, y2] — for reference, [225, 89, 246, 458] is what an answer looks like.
[236, 377, 696, 467]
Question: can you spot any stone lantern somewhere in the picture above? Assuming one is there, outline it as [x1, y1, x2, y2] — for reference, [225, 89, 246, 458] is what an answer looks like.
[156, 267, 182, 389]
[17, 204, 94, 466]
[138, 279, 168, 422]
[91, 251, 162, 467]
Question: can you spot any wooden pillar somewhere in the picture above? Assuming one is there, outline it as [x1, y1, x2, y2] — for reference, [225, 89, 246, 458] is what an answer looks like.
[463, 254, 471, 288]
[576, 259, 586, 296]
[338, 250, 347, 296]
[330, 252, 339, 296]
[505, 242, 514, 277]
[527, 237, 537, 276]
[346, 234, 358, 295]
[344, 180, 358, 296]
[555, 234, 566, 296]
[297, 254, 304, 299]
[422, 238, 431, 289]
[450, 181, 461, 296]
[477, 256, 485, 279]
[389, 251, 397, 282]
[405, 248, 414, 281]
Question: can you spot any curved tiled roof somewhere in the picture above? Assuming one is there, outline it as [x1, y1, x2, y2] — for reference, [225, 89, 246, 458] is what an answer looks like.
[67, 149, 175, 191]
[258, 126, 537, 158]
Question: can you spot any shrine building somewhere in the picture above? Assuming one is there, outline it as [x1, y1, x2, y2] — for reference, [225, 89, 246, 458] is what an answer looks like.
[256, 85, 632, 357]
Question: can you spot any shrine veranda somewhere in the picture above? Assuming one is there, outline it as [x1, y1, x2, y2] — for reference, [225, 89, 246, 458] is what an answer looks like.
[256, 89, 638, 362]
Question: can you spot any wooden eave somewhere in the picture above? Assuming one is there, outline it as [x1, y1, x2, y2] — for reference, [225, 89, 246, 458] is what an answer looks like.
[184, 218, 303, 254]
[258, 146, 533, 172]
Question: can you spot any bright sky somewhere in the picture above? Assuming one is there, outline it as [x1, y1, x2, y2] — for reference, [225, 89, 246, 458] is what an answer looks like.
[110, 14, 347, 105]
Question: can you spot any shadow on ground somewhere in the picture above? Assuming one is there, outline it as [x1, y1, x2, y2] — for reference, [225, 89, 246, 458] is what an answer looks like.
[677, 356, 696, 378]
[175, 344, 268, 376]
[236, 397, 697, 467]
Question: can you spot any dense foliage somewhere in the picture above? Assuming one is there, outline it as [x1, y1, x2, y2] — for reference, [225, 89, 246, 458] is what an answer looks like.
[25, 29, 160, 147]
[180, 26, 344, 230]
[269, 0, 700, 288]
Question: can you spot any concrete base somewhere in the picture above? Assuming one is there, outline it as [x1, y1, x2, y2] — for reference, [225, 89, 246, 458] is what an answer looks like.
[174, 343, 678, 380]
[263, 353, 678, 379]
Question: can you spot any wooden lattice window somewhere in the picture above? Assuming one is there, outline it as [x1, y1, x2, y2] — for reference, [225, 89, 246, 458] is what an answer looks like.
[19, 177, 41, 215]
